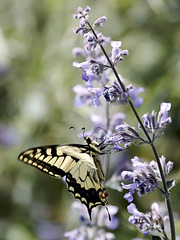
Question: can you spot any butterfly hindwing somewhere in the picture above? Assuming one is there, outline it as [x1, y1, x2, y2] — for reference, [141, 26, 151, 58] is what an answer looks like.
[66, 161, 105, 218]
[18, 141, 108, 219]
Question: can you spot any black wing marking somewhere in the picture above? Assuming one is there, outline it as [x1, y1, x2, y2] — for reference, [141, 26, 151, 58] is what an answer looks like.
[66, 160, 106, 219]
[18, 144, 107, 219]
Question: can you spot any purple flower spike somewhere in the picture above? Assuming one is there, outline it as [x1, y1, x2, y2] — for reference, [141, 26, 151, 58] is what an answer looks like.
[73, 6, 91, 20]
[140, 102, 171, 133]
[121, 156, 160, 201]
[150, 155, 173, 179]
[111, 41, 129, 64]
[122, 155, 173, 202]
[104, 123, 141, 150]
[73, 6, 92, 35]
[103, 79, 126, 103]
[84, 32, 107, 51]
[127, 203, 152, 236]
[127, 202, 168, 237]
[93, 16, 107, 28]
[103, 77, 144, 107]
[157, 102, 172, 129]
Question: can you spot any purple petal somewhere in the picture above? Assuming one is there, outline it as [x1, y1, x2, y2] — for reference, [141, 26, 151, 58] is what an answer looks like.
[124, 192, 134, 202]
[121, 171, 134, 181]
[127, 203, 137, 214]
[81, 71, 89, 81]
[91, 96, 100, 107]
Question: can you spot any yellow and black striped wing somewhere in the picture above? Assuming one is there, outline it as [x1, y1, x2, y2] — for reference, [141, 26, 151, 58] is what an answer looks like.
[18, 144, 106, 219]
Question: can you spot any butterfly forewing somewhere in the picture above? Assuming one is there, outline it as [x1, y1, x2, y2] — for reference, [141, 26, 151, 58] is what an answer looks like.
[18, 140, 108, 219]
[18, 145, 78, 178]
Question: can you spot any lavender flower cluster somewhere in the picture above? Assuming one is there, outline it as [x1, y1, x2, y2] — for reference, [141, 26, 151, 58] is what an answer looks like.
[127, 202, 168, 237]
[121, 156, 173, 203]
[64, 6, 176, 240]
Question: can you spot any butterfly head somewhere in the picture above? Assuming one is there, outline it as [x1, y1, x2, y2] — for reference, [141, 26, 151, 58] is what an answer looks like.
[84, 136, 97, 144]
[84, 136, 101, 152]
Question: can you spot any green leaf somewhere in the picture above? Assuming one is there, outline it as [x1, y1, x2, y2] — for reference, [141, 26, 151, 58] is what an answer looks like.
[135, 140, 148, 146]
[159, 187, 170, 199]
[166, 179, 176, 190]
[105, 180, 123, 192]
[155, 132, 164, 139]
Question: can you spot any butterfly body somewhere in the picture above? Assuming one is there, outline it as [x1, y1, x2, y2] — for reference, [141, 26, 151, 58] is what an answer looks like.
[18, 137, 109, 219]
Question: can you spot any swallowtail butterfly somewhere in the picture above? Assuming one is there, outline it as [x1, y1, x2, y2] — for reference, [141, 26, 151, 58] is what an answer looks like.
[18, 136, 110, 220]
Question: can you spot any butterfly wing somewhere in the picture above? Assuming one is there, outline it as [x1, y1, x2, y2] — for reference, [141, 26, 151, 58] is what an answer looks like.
[18, 144, 107, 219]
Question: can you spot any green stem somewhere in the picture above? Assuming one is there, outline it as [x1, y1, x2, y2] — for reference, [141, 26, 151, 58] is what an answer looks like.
[151, 143, 175, 240]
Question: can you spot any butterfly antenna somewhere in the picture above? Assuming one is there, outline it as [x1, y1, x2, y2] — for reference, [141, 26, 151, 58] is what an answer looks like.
[69, 126, 83, 139]
[91, 126, 109, 138]
[81, 127, 86, 138]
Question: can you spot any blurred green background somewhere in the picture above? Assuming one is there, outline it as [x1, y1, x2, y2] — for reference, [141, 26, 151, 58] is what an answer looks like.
[0, 0, 180, 239]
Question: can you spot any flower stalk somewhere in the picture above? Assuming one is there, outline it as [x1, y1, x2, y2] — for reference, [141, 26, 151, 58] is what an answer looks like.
[87, 19, 175, 240]
[150, 143, 175, 240]
[71, 6, 176, 240]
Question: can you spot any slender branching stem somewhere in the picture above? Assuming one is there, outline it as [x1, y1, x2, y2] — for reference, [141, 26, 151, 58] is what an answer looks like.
[151, 143, 175, 240]
[87, 22, 175, 240]
[105, 102, 110, 178]
[105, 102, 110, 131]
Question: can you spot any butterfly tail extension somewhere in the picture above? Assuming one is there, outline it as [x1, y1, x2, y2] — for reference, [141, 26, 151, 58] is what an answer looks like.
[87, 186, 110, 221]
[88, 192, 111, 221]
[88, 208, 92, 221]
